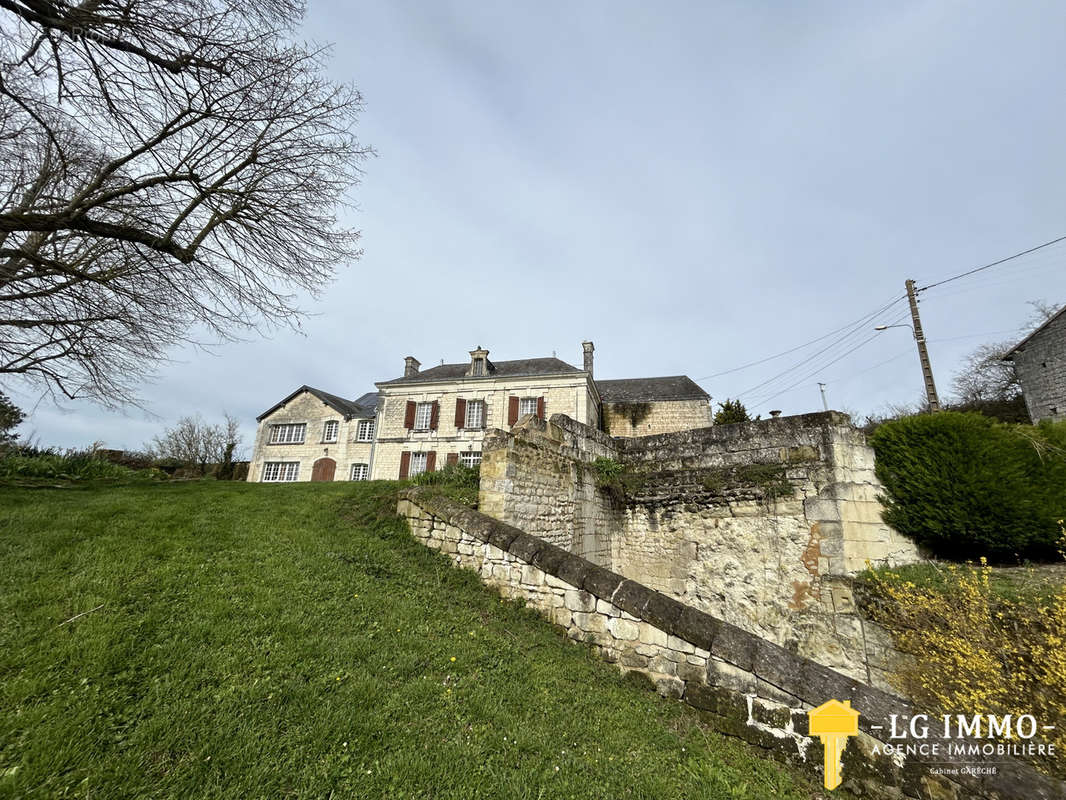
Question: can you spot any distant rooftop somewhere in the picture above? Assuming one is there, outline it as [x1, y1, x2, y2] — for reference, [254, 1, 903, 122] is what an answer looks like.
[378, 357, 582, 386]
[256, 385, 377, 421]
[596, 376, 709, 403]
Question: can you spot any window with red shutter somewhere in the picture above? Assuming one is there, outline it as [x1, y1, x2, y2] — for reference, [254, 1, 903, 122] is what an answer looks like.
[399, 451, 411, 479]
[508, 395, 519, 426]
[426, 451, 437, 472]
[454, 398, 467, 429]
[536, 396, 545, 420]
[430, 401, 440, 430]
[404, 401, 416, 429]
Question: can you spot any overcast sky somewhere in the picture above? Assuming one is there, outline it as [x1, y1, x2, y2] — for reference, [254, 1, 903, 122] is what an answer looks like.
[10, 0, 1066, 451]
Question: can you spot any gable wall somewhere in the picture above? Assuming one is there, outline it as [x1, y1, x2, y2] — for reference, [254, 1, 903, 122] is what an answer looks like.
[1013, 312, 1066, 422]
[247, 391, 374, 482]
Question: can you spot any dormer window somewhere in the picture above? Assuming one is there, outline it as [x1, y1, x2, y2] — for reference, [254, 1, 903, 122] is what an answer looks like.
[467, 346, 491, 377]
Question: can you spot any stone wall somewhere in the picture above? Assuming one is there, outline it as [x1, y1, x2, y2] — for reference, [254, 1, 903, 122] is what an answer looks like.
[602, 398, 713, 437]
[1010, 311, 1066, 423]
[479, 413, 922, 686]
[398, 487, 1063, 800]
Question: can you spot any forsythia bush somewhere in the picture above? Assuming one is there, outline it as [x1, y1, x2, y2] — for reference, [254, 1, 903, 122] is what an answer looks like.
[861, 559, 1066, 776]
[870, 413, 1066, 560]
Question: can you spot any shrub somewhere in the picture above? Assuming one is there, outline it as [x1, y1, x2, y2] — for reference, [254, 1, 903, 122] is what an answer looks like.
[859, 563, 1066, 778]
[870, 412, 1066, 561]
[0, 445, 164, 481]
[411, 463, 480, 507]
[713, 398, 751, 425]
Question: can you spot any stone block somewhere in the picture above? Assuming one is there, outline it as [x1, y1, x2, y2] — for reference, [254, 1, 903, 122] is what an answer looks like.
[638, 622, 669, 647]
[619, 649, 649, 668]
[608, 617, 640, 641]
[707, 657, 757, 693]
[564, 589, 597, 613]
[654, 676, 685, 699]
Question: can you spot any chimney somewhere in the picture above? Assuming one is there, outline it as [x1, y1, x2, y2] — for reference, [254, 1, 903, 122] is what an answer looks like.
[404, 356, 420, 377]
[770, 410, 782, 418]
[582, 341, 594, 377]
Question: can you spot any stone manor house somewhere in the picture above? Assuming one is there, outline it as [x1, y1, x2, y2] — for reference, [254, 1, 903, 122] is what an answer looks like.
[247, 342, 711, 483]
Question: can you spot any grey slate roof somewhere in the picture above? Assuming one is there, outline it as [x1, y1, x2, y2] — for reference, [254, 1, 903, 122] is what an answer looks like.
[378, 357, 582, 385]
[256, 385, 378, 421]
[596, 376, 709, 403]
[1004, 304, 1066, 359]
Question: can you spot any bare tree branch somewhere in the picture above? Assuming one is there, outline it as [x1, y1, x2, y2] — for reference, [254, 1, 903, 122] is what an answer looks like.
[0, 0, 369, 406]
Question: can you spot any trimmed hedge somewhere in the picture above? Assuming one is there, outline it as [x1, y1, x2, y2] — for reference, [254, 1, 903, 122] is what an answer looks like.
[870, 412, 1066, 561]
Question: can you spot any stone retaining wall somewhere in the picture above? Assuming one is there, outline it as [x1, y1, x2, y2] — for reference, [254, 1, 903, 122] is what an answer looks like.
[478, 413, 918, 686]
[398, 486, 1063, 800]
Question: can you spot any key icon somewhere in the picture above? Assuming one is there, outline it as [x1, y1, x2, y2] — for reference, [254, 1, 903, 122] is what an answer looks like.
[808, 699, 860, 790]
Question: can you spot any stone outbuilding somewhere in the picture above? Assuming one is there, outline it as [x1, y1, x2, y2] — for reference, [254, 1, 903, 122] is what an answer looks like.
[1005, 304, 1065, 423]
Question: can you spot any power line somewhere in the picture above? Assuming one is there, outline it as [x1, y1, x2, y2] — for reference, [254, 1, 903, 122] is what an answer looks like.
[918, 234, 1066, 292]
[693, 293, 906, 382]
[745, 308, 912, 408]
[733, 295, 907, 401]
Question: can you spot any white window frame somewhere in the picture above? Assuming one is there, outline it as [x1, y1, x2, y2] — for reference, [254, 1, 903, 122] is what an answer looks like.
[519, 397, 538, 417]
[464, 400, 485, 430]
[414, 402, 433, 431]
[471, 358, 485, 376]
[459, 451, 482, 468]
[409, 452, 428, 476]
[322, 420, 339, 443]
[262, 461, 300, 482]
[356, 419, 375, 442]
[350, 463, 369, 481]
[269, 423, 306, 444]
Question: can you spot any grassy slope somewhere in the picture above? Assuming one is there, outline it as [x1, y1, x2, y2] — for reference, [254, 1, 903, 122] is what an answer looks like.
[0, 481, 832, 800]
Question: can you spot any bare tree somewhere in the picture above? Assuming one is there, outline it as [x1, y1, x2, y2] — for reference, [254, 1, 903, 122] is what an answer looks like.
[0, 1, 370, 405]
[952, 341, 1021, 406]
[149, 412, 241, 475]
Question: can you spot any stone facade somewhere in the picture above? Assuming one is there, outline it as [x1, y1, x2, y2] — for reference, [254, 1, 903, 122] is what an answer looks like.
[247, 388, 376, 483]
[602, 398, 712, 437]
[371, 369, 600, 481]
[398, 487, 1063, 800]
[1006, 306, 1066, 423]
[479, 412, 922, 686]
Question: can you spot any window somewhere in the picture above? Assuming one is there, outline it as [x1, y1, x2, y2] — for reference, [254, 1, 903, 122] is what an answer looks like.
[459, 451, 481, 468]
[356, 419, 375, 442]
[414, 402, 433, 430]
[263, 462, 299, 482]
[472, 358, 485, 376]
[350, 463, 369, 481]
[409, 452, 428, 476]
[269, 423, 306, 444]
[322, 420, 338, 443]
[519, 397, 538, 417]
[465, 400, 485, 430]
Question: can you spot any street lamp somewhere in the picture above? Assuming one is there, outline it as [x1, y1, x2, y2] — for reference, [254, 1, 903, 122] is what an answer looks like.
[873, 322, 941, 411]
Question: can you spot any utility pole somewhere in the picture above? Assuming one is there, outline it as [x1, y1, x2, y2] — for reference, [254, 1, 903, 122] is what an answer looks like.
[905, 279, 941, 412]
[817, 382, 829, 411]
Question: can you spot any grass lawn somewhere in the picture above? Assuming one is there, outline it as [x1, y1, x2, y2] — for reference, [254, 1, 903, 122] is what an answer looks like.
[1, 480, 838, 799]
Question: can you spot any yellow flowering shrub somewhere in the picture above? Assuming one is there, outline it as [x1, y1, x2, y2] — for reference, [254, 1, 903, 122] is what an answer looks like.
[860, 559, 1066, 777]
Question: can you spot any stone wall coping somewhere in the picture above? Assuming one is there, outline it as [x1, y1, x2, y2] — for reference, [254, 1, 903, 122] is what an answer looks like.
[399, 485, 1065, 800]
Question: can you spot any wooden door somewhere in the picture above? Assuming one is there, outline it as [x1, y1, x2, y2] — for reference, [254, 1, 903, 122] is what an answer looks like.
[311, 457, 336, 482]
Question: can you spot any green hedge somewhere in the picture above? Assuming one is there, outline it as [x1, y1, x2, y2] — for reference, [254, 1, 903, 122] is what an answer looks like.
[870, 412, 1066, 561]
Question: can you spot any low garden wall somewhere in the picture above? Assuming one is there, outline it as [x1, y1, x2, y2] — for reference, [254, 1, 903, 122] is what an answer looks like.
[398, 486, 1064, 800]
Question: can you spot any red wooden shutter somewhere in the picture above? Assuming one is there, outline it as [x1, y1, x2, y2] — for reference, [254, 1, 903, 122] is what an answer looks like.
[426, 451, 437, 472]
[446, 452, 458, 467]
[454, 398, 467, 429]
[508, 396, 519, 426]
[536, 396, 545, 420]
[399, 451, 411, 479]
[430, 401, 440, 430]
[404, 401, 416, 429]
